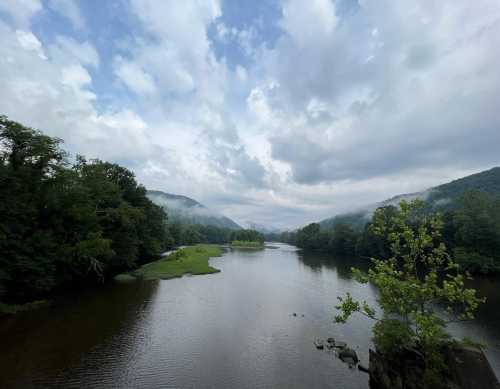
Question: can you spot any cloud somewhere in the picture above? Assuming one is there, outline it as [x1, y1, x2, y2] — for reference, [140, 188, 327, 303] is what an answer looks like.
[47, 0, 85, 30]
[114, 56, 156, 95]
[15, 29, 47, 59]
[0, 0, 41, 26]
[1, 0, 500, 229]
[279, 0, 337, 48]
[49, 36, 99, 68]
[249, 0, 500, 188]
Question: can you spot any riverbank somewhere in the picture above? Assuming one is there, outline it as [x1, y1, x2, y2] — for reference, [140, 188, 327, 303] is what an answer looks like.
[115, 245, 223, 281]
[0, 300, 50, 317]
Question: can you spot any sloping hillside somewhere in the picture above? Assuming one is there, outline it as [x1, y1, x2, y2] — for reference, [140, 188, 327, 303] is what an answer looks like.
[147, 190, 241, 230]
[320, 167, 500, 230]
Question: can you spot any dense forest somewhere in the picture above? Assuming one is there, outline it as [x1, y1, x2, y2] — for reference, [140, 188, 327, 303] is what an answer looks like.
[0, 116, 169, 303]
[282, 189, 500, 273]
[0, 117, 262, 304]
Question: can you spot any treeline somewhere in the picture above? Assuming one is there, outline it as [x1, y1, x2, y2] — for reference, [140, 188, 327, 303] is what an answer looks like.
[0, 117, 265, 303]
[281, 190, 500, 273]
[229, 229, 264, 243]
[164, 223, 264, 246]
[0, 117, 170, 302]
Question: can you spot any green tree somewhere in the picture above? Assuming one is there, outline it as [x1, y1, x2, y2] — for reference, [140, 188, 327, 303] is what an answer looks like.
[335, 200, 484, 383]
[451, 190, 500, 273]
[328, 223, 356, 255]
[0, 117, 169, 303]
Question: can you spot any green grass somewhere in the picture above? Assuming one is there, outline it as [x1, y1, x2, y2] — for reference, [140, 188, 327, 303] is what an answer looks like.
[116, 244, 223, 281]
[0, 300, 50, 316]
[230, 240, 264, 248]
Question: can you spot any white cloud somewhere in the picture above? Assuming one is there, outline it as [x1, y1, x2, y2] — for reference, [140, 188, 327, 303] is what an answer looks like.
[49, 36, 99, 68]
[279, 0, 337, 47]
[48, 0, 85, 30]
[1, 0, 500, 228]
[0, 0, 41, 26]
[15, 29, 47, 59]
[61, 64, 92, 89]
[236, 65, 248, 82]
[114, 57, 156, 95]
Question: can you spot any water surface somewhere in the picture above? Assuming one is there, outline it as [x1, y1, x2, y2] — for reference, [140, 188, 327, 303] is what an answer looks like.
[1, 244, 499, 388]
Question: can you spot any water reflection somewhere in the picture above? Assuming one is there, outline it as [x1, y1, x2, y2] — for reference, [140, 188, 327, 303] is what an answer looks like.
[0, 281, 159, 388]
[298, 250, 370, 278]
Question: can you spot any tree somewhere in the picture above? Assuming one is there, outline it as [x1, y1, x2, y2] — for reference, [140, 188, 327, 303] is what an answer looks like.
[230, 229, 264, 243]
[451, 190, 500, 273]
[334, 199, 484, 384]
[0, 117, 170, 303]
[328, 223, 356, 255]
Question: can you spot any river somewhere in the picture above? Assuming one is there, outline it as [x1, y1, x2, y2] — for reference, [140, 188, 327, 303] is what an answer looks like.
[1, 244, 499, 388]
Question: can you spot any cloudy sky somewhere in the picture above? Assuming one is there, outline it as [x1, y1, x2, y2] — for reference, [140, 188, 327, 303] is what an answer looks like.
[1, 0, 499, 229]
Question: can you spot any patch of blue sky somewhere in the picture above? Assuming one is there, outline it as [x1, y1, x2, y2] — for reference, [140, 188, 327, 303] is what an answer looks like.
[208, 0, 283, 70]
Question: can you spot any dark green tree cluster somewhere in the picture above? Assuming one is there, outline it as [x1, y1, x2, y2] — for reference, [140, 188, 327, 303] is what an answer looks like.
[443, 190, 500, 273]
[282, 191, 500, 273]
[281, 222, 358, 256]
[166, 222, 233, 246]
[230, 229, 264, 243]
[0, 117, 169, 303]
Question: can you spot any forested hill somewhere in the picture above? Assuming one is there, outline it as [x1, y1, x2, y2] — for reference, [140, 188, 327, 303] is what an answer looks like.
[320, 167, 500, 230]
[147, 190, 241, 230]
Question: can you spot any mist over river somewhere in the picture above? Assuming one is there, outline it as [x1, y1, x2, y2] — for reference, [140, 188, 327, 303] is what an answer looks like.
[1, 244, 499, 388]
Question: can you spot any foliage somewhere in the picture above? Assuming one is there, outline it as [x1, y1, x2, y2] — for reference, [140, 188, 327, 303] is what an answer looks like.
[281, 190, 500, 274]
[231, 240, 264, 248]
[334, 199, 484, 377]
[0, 116, 169, 302]
[230, 229, 264, 244]
[450, 190, 500, 273]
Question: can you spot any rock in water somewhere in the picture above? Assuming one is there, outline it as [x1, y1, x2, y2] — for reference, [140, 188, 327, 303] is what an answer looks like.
[339, 348, 359, 363]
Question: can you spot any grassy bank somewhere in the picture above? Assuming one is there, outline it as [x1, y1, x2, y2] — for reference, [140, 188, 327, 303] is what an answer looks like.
[230, 240, 264, 249]
[116, 245, 223, 281]
[0, 300, 50, 316]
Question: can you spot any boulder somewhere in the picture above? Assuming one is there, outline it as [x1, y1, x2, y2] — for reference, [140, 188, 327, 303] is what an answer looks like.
[369, 345, 500, 389]
[314, 339, 325, 349]
[339, 348, 359, 363]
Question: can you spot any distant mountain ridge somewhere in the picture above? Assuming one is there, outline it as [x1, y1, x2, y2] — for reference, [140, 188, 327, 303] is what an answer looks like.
[244, 221, 281, 234]
[320, 167, 500, 231]
[147, 190, 241, 230]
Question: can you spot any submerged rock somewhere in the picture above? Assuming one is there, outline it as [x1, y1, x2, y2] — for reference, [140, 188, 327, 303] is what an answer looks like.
[339, 348, 359, 363]
[334, 341, 347, 349]
[314, 339, 325, 349]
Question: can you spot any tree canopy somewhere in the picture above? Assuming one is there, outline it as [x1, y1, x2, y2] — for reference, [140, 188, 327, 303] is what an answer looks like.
[0, 116, 169, 302]
[334, 200, 484, 385]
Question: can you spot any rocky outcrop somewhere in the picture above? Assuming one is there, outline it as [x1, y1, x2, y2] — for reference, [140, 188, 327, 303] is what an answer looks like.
[369, 348, 425, 389]
[445, 345, 500, 389]
[369, 345, 500, 389]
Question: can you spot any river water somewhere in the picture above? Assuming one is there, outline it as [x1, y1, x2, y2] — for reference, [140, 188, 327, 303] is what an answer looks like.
[1, 244, 499, 388]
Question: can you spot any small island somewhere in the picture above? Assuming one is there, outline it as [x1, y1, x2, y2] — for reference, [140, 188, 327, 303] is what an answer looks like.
[115, 245, 222, 281]
[230, 240, 265, 249]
